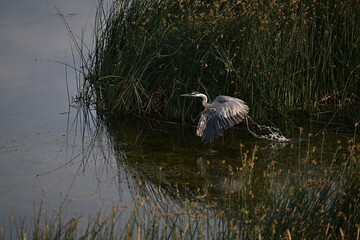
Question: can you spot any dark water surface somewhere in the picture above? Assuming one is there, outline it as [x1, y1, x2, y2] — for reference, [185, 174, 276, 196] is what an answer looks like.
[0, 0, 359, 239]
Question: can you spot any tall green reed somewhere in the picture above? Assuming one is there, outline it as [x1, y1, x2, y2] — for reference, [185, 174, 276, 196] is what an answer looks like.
[86, 0, 360, 120]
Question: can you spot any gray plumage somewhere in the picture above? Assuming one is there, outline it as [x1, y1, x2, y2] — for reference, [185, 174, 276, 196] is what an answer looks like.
[181, 92, 249, 143]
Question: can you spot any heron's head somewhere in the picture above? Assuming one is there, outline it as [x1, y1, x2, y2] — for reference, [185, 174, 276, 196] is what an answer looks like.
[181, 91, 203, 97]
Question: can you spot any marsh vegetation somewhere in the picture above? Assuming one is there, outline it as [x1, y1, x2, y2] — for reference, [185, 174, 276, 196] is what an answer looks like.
[83, 0, 360, 122]
[2, 0, 359, 239]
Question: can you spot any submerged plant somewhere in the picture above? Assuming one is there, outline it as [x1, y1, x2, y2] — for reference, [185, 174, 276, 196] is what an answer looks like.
[6, 126, 359, 239]
[8, 155, 360, 239]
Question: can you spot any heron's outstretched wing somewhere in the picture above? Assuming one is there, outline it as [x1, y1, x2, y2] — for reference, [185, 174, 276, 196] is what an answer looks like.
[196, 96, 249, 143]
[214, 95, 249, 127]
[196, 108, 224, 143]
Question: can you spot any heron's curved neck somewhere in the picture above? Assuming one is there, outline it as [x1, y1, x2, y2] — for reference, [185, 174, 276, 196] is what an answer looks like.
[198, 94, 211, 108]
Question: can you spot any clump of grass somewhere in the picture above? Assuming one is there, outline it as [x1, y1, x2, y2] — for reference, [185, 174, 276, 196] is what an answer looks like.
[84, 0, 360, 121]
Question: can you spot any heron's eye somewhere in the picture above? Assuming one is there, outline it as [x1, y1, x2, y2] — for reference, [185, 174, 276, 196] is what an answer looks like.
[218, 98, 226, 103]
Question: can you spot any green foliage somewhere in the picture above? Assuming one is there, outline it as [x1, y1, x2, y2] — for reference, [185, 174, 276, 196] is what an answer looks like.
[87, 0, 360, 120]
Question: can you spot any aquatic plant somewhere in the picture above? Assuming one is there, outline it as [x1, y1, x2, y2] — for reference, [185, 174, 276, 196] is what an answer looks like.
[84, 0, 360, 121]
[4, 125, 360, 240]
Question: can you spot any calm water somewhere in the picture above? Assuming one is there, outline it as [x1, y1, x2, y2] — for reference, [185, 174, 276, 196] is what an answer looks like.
[0, 1, 359, 239]
[0, 0, 122, 233]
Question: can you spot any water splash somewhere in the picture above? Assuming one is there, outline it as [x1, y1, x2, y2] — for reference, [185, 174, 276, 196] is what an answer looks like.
[245, 117, 290, 142]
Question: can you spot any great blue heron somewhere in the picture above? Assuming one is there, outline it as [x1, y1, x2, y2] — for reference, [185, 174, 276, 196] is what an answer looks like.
[181, 92, 249, 143]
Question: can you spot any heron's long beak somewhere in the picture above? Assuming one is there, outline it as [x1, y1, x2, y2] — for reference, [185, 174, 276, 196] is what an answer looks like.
[181, 93, 193, 97]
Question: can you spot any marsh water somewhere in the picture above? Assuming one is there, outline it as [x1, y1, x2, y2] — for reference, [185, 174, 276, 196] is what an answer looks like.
[0, 1, 359, 239]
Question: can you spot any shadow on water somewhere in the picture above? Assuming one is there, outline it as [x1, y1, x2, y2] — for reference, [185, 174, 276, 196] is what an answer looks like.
[5, 107, 359, 239]
[70, 110, 359, 239]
